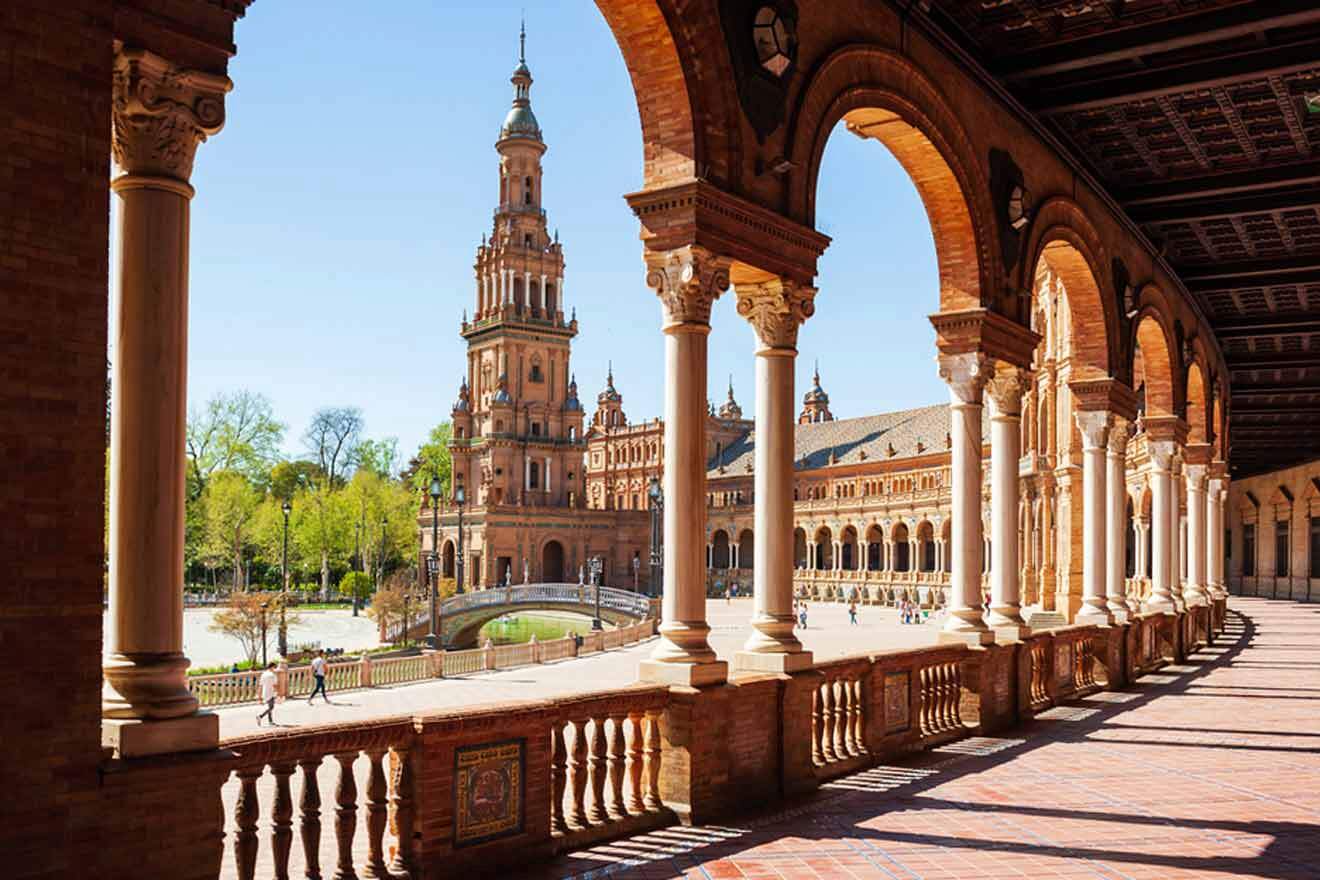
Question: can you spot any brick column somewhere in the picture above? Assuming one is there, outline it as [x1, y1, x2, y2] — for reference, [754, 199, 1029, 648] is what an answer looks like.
[733, 277, 815, 673]
[639, 246, 730, 687]
[102, 48, 229, 756]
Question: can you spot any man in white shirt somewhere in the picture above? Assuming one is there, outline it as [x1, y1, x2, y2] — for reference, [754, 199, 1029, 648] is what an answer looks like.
[308, 650, 329, 704]
[256, 662, 278, 726]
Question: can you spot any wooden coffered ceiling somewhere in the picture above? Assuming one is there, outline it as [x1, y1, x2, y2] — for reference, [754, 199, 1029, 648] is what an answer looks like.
[920, 0, 1320, 478]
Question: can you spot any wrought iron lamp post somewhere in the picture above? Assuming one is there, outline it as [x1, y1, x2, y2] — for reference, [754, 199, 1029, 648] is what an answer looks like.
[425, 474, 442, 649]
[647, 476, 663, 598]
[352, 519, 362, 616]
[455, 483, 466, 594]
[279, 498, 291, 657]
[590, 555, 603, 631]
[259, 600, 269, 667]
[377, 513, 388, 597]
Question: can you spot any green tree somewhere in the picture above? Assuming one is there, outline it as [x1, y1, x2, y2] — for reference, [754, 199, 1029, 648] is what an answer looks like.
[406, 422, 453, 496]
[342, 469, 417, 586]
[293, 482, 352, 600]
[186, 390, 285, 498]
[202, 470, 262, 589]
[338, 570, 374, 603]
[303, 406, 364, 488]
[357, 437, 400, 480]
[268, 459, 323, 502]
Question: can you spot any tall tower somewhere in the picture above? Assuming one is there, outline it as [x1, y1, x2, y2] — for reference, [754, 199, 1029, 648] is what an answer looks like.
[453, 25, 584, 509]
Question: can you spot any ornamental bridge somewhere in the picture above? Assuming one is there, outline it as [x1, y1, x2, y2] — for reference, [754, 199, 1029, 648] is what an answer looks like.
[398, 583, 656, 649]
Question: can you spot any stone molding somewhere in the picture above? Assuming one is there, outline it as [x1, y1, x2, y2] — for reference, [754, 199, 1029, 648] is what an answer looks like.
[645, 245, 731, 328]
[1068, 377, 1138, 422]
[937, 351, 993, 405]
[1142, 415, 1189, 446]
[111, 48, 231, 182]
[734, 278, 816, 350]
[930, 308, 1040, 370]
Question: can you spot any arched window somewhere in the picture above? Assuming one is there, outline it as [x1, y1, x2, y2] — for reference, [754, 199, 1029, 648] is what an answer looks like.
[523, 175, 533, 205]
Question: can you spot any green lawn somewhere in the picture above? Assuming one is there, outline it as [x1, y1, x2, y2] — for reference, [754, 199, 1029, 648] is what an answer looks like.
[479, 613, 601, 646]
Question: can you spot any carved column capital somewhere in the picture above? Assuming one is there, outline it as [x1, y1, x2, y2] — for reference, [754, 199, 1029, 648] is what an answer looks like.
[1148, 439, 1176, 472]
[112, 48, 231, 184]
[985, 365, 1031, 417]
[645, 245, 731, 329]
[734, 278, 816, 351]
[1106, 417, 1132, 455]
[1074, 410, 1113, 451]
[1183, 463, 1208, 489]
[937, 352, 993, 405]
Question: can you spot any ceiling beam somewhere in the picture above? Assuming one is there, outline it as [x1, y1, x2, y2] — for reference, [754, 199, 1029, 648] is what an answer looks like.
[1117, 160, 1320, 207]
[1231, 381, 1320, 397]
[1179, 256, 1320, 291]
[1214, 318, 1320, 340]
[1228, 352, 1320, 370]
[1130, 185, 1320, 225]
[994, 3, 1320, 81]
[1032, 39, 1320, 115]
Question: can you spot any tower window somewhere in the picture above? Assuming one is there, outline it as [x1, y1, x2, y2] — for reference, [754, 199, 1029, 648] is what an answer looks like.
[524, 176, 533, 205]
[531, 422, 541, 436]
[524, 233, 533, 248]
[530, 363, 543, 382]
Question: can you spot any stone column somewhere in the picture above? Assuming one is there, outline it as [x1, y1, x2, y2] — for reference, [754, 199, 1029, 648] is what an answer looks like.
[1147, 442, 1176, 612]
[1075, 411, 1113, 625]
[734, 278, 815, 672]
[639, 246, 730, 687]
[1184, 463, 1208, 606]
[539, 273, 547, 312]
[938, 353, 994, 645]
[986, 367, 1030, 637]
[1208, 471, 1228, 598]
[1106, 419, 1131, 621]
[103, 49, 229, 756]
[1131, 519, 1147, 613]
[1170, 456, 1185, 608]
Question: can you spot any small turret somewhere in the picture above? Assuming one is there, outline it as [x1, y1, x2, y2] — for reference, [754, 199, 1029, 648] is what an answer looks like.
[717, 375, 743, 420]
[592, 362, 626, 429]
[799, 361, 834, 424]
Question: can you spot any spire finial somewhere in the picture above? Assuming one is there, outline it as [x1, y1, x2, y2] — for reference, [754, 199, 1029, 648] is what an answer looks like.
[607, 360, 613, 384]
[813, 358, 820, 385]
[519, 13, 526, 64]
[728, 374, 734, 398]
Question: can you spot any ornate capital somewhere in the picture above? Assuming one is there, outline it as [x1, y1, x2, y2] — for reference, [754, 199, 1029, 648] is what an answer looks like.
[1075, 411, 1112, 450]
[734, 278, 816, 350]
[1106, 417, 1132, 454]
[112, 48, 231, 183]
[1148, 439, 1176, 472]
[985, 365, 1031, 416]
[1184, 463, 1208, 490]
[937, 352, 993, 405]
[645, 245, 731, 328]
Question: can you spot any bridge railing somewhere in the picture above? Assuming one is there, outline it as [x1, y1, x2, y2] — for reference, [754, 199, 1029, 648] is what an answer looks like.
[189, 619, 659, 708]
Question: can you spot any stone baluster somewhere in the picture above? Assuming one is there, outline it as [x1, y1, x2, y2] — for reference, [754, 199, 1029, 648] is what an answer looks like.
[851, 680, 865, 752]
[819, 683, 836, 762]
[298, 758, 324, 880]
[643, 709, 663, 811]
[810, 690, 823, 765]
[388, 746, 416, 877]
[607, 713, 628, 818]
[361, 749, 389, 879]
[234, 767, 262, 880]
[586, 717, 609, 824]
[838, 680, 855, 756]
[568, 718, 589, 827]
[550, 722, 569, 833]
[639, 246, 731, 687]
[332, 752, 359, 880]
[625, 711, 645, 814]
[271, 763, 296, 880]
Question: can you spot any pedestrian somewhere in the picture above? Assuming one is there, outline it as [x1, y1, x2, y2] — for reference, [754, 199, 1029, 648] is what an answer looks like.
[256, 662, 278, 727]
[308, 649, 329, 704]
[798, 604, 808, 629]
[726, 585, 732, 604]
[848, 600, 858, 625]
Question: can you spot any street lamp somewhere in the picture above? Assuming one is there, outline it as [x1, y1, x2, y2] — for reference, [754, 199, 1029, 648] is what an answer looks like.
[279, 498, 291, 657]
[455, 483, 466, 595]
[589, 555, 603, 631]
[632, 552, 640, 593]
[259, 600, 270, 667]
[377, 513, 388, 597]
[426, 474, 442, 650]
[647, 476, 663, 598]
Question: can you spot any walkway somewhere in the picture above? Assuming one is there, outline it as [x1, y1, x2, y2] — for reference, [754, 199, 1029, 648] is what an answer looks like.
[519, 597, 1320, 880]
[215, 599, 939, 739]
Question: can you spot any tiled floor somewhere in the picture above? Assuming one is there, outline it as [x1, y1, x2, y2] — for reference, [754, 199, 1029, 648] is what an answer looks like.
[517, 598, 1320, 880]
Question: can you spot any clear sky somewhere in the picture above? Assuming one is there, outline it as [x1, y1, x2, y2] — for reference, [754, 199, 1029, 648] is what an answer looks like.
[154, 0, 943, 462]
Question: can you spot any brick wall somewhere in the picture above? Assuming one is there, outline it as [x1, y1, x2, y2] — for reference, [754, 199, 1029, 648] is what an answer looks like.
[0, 2, 113, 875]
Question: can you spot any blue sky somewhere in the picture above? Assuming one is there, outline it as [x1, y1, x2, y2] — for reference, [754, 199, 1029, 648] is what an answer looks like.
[155, 1, 943, 462]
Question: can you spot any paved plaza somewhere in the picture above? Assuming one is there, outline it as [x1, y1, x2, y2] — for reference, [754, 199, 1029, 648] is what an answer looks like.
[214, 598, 940, 739]
[511, 597, 1320, 880]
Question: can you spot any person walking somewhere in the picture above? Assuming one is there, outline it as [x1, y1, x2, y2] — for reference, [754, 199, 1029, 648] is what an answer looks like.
[848, 600, 858, 625]
[308, 649, 329, 704]
[256, 662, 278, 727]
[798, 603, 808, 630]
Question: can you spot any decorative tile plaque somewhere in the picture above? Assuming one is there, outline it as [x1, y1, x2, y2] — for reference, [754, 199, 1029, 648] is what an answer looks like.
[1055, 642, 1073, 685]
[454, 738, 525, 847]
[884, 670, 910, 733]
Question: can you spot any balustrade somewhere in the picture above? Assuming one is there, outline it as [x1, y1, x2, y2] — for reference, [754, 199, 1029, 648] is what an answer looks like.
[918, 658, 963, 736]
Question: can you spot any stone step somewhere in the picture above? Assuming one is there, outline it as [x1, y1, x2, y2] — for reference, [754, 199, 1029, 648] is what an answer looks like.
[1025, 610, 1068, 631]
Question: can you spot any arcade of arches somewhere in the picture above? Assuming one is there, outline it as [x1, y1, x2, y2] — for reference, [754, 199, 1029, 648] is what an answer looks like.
[17, 2, 1320, 878]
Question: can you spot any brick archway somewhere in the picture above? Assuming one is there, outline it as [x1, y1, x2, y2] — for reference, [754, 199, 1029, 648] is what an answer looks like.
[1133, 308, 1178, 420]
[785, 45, 996, 315]
[1024, 198, 1117, 381]
[1186, 360, 1209, 446]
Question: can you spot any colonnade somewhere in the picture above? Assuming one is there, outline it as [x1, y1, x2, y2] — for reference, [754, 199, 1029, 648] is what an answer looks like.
[477, 269, 564, 317]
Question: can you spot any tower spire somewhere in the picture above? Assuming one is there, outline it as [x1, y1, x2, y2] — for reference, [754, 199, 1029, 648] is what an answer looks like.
[519, 13, 526, 64]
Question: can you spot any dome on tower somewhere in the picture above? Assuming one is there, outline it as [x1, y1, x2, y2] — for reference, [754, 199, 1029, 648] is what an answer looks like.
[564, 374, 582, 412]
[493, 372, 513, 405]
[597, 363, 622, 405]
[718, 376, 742, 420]
[453, 376, 471, 412]
[500, 104, 541, 141]
[499, 21, 542, 142]
[803, 364, 829, 406]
